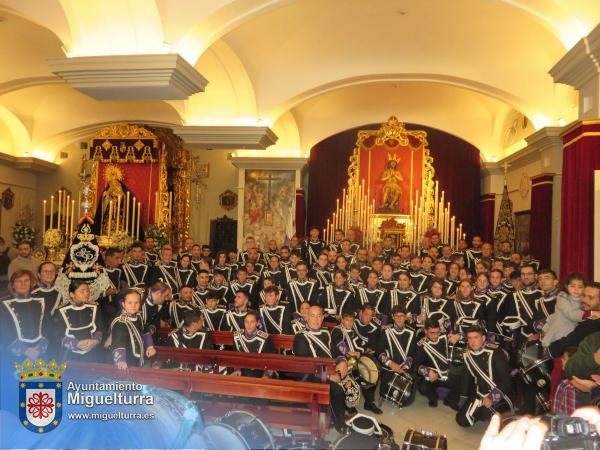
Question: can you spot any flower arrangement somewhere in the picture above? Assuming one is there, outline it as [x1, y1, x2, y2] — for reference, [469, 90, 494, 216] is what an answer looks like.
[43, 228, 63, 249]
[12, 222, 36, 247]
[144, 224, 169, 250]
[111, 230, 133, 250]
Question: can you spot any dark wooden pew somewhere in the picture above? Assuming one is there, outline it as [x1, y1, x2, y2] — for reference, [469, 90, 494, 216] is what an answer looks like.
[68, 361, 332, 438]
[154, 346, 337, 379]
[156, 329, 296, 349]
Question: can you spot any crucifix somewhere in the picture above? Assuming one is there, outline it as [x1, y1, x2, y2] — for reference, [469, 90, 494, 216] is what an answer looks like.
[256, 172, 280, 226]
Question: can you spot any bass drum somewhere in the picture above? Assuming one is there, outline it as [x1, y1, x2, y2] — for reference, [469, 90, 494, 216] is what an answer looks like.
[202, 410, 274, 450]
[382, 373, 413, 407]
[401, 429, 447, 450]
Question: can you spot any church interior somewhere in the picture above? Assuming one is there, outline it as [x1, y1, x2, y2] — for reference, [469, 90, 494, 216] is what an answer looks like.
[1, 1, 600, 449]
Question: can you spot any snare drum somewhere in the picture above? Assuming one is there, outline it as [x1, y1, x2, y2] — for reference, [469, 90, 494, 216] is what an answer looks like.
[402, 429, 448, 450]
[518, 341, 551, 384]
[202, 410, 274, 450]
[382, 373, 413, 407]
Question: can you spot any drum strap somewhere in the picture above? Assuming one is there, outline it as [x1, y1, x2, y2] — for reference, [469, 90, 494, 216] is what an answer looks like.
[261, 307, 282, 333]
[340, 327, 356, 353]
[515, 290, 534, 319]
[423, 339, 448, 376]
[465, 350, 514, 411]
[226, 311, 243, 332]
[303, 331, 332, 358]
[386, 328, 412, 363]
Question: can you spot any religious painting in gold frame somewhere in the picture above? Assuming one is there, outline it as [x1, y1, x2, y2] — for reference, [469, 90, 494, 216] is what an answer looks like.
[347, 116, 434, 215]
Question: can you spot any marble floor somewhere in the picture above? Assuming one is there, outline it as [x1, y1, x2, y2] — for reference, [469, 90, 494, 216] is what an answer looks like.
[350, 395, 488, 450]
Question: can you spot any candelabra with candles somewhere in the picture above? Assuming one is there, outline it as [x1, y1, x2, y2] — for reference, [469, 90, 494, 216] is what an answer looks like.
[324, 177, 466, 251]
[41, 155, 175, 251]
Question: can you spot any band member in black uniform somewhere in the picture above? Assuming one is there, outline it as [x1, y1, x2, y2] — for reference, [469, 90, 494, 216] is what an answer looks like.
[412, 319, 465, 408]
[533, 268, 559, 330]
[168, 309, 213, 351]
[328, 229, 345, 253]
[292, 305, 349, 432]
[284, 253, 299, 284]
[57, 280, 103, 362]
[318, 269, 357, 321]
[310, 252, 332, 291]
[148, 245, 180, 292]
[285, 261, 318, 313]
[353, 304, 381, 354]
[193, 270, 211, 307]
[263, 239, 280, 265]
[347, 264, 365, 293]
[177, 237, 195, 261]
[110, 289, 156, 370]
[212, 250, 231, 281]
[226, 267, 257, 308]
[169, 285, 200, 328]
[465, 235, 483, 274]
[379, 263, 398, 292]
[301, 226, 326, 266]
[486, 269, 510, 339]
[259, 285, 292, 334]
[209, 272, 229, 304]
[223, 290, 250, 332]
[377, 305, 417, 407]
[418, 278, 454, 332]
[291, 301, 310, 333]
[32, 262, 65, 326]
[244, 247, 265, 276]
[385, 272, 420, 324]
[445, 263, 461, 298]
[144, 236, 159, 265]
[233, 310, 275, 377]
[263, 254, 287, 291]
[258, 278, 282, 305]
[452, 280, 486, 334]
[121, 242, 149, 288]
[2, 270, 49, 360]
[502, 264, 542, 345]
[332, 310, 382, 414]
[244, 261, 261, 285]
[178, 254, 197, 289]
[140, 281, 171, 336]
[408, 256, 428, 294]
[202, 291, 226, 331]
[456, 326, 514, 427]
[98, 247, 123, 332]
[355, 271, 388, 316]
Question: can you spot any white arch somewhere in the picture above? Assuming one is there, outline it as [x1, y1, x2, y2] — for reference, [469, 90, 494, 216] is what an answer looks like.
[0, 105, 31, 155]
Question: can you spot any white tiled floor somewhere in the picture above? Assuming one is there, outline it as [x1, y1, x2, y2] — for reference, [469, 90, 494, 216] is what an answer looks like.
[352, 395, 488, 450]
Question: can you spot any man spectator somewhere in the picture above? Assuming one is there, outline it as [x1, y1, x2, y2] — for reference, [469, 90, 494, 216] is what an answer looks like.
[7, 241, 40, 279]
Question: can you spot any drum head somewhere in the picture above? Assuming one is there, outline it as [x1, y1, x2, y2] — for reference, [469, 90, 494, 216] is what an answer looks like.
[203, 424, 247, 449]
[211, 410, 274, 450]
[333, 432, 381, 450]
[357, 357, 379, 385]
[519, 341, 548, 370]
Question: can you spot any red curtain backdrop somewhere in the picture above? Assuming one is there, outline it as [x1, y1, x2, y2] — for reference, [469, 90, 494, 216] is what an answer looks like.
[295, 188, 306, 239]
[560, 122, 600, 279]
[95, 161, 160, 231]
[480, 194, 495, 244]
[529, 174, 554, 270]
[307, 123, 481, 237]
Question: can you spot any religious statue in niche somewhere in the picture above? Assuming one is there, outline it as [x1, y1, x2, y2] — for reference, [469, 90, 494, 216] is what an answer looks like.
[219, 190, 237, 211]
[95, 165, 133, 236]
[380, 153, 403, 211]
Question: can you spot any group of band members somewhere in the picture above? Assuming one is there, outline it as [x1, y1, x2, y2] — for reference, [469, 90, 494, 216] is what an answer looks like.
[3, 226, 596, 432]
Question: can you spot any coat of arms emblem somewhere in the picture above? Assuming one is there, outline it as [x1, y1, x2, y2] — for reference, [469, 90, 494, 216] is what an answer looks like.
[16, 359, 67, 433]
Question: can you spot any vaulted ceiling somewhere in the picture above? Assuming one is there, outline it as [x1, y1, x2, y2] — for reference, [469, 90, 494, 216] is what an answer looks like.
[0, 0, 598, 161]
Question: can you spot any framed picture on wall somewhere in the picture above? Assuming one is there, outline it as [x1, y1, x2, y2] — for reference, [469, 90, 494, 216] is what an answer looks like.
[514, 210, 530, 253]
